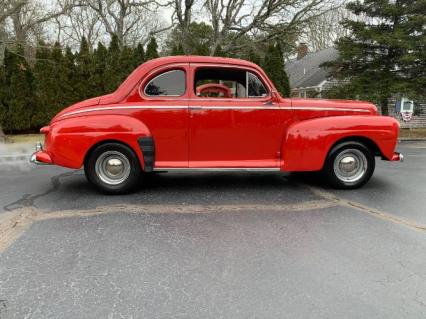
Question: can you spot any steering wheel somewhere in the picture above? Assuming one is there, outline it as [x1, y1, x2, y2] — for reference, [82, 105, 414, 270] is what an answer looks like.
[196, 83, 232, 98]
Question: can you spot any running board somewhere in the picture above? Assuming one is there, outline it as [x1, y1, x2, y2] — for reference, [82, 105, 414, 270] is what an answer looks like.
[152, 168, 280, 172]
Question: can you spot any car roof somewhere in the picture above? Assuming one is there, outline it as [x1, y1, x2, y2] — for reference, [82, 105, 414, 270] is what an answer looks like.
[107, 55, 274, 104]
[141, 55, 260, 69]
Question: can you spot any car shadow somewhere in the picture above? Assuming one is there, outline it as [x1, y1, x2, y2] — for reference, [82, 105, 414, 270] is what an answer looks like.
[34, 170, 332, 213]
[30, 168, 395, 214]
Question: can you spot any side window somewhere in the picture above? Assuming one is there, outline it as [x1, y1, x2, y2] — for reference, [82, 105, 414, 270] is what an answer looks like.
[144, 69, 186, 96]
[247, 72, 267, 98]
[194, 68, 269, 99]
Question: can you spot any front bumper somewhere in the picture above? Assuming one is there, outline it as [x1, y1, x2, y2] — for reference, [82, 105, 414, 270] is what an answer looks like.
[30, 142, 52, 165]
[389, 152, 404, 162]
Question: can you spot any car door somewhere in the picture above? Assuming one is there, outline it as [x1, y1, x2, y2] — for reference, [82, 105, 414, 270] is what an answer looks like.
[124, 63, 190, 168]
[188, 64, 290, 168]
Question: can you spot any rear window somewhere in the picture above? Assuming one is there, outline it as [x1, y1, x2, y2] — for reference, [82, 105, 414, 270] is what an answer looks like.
[144, 70, 186, 96]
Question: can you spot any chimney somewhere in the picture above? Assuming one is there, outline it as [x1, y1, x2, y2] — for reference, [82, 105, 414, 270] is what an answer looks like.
[297, 43, 308, 60]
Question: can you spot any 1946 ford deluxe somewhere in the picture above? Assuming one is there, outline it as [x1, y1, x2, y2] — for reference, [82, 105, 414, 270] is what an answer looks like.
[30, 56, 403, 193]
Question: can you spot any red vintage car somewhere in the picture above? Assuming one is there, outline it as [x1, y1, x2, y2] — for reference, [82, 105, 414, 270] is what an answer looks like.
[30, 56, 403, 193]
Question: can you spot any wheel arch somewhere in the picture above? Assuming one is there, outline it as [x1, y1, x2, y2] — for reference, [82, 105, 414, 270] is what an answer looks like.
[327, 136, 385, 161]
[47, 114, 152, 170]
[281, 115, 399, 172]
[84, 139, 141, 167]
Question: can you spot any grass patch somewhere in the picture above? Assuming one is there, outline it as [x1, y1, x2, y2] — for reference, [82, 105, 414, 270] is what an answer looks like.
[399, 128, 426, 139]
[6, 134, 44, 144]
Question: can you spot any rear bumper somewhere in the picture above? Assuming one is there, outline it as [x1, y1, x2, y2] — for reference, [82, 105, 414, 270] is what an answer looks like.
[29, 142, 52, 165]
[389, 152, 404, 162]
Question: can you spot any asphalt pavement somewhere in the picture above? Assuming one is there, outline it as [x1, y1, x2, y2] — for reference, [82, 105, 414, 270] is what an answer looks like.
[0, 141, 425, 318]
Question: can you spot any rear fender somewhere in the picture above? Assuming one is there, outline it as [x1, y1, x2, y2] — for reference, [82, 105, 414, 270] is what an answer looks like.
[45, 115, 151, 169]
[281, 116, 399, 171]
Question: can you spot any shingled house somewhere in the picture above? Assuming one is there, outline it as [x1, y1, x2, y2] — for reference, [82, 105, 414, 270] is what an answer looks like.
[285, 44, 426, 128]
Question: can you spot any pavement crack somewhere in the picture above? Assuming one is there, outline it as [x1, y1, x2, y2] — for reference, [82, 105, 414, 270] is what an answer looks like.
[2, 171, 78, 212]
[306, 185, 426, 233]
[0, 208, 39, 252]
[0, 199, 338, 253]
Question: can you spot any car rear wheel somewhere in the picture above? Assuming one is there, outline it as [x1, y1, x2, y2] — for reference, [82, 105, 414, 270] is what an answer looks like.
[84, 142, 142, 194]
[322, 141, 375, 189]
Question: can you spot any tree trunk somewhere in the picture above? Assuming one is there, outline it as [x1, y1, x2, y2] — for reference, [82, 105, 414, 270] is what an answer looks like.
[0, 21, 6, 66]
[380, 96, 389, 116]
[0, 126, 6, 143]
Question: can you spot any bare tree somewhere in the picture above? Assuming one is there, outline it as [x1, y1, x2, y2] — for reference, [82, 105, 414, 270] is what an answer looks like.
[86, 0, 170, 48]
[299, 6, 349, 51]
[8, 0, 79, 44]
[173, 0, 197, 52]
[0, 0, 27, 64]
[199, 0, 338, 55]
[0, 0, 27, 25]
[0, 0, 80, 64]
[55, 4, 103, 50]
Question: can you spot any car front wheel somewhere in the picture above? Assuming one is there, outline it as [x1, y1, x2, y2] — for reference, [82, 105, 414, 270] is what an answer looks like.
[84, 142, 142, 194]
[322, 141, 375, 189]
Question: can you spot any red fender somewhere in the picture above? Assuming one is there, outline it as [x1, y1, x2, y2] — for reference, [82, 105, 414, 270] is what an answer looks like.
[44, 115, 151, 169]
[281, 116, 400, 171]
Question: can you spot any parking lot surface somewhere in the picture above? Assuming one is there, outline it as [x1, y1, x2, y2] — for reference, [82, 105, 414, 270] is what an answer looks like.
[0, 141, 425, 318]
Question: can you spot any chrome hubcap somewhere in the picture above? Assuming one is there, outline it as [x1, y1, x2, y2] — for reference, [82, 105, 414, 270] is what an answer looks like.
[333, 149, 367, 184]
[105, 158, 124, 176]
[339, 156, 357, 173]
[95, 151, 131, 185]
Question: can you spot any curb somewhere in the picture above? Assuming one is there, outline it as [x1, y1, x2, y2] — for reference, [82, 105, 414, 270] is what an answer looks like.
[398, 138, 426, 142]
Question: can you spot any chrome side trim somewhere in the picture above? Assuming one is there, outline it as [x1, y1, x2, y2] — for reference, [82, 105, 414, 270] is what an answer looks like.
[59, 105, 188, 118]
[190, 106, 281, 110]
[59, 104, 370, 118]
[153, 167, 280, 172]
[290, 106, 370, 113]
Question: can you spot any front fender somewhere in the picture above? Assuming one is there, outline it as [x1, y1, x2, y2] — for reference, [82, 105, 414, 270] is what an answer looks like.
[45, 115, 151, 169]
[282, 116, 399, 171]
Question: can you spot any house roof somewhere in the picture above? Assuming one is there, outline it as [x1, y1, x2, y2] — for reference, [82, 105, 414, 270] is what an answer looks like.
[285, 47, 338, 89]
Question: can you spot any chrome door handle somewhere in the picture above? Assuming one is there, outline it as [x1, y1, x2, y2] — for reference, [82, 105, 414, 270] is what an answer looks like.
[189, 106, 203, 110]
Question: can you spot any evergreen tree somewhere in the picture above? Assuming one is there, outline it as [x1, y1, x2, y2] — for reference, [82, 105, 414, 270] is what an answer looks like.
[171, 43, 184, 55]
[0, 62, 7, 130]
[213, 45, 227, 57]
[132, 43, 145, 68]
[62, 47, 79, 106]
[145, 37, 159, 60]
[325, 0, 426, 115]
[90, 42, 108, 96]
[119, 46, 135, 81]
[1, 46, 35, 132]
[262, 43, 290, 97]
[105, 34, 122, 92]
[50, 42, 68, 117]
[32, 42, 55, 127]
[75, 37, 93, 100]
[246, 48, 261, 66]
[194, 42, 209, 56]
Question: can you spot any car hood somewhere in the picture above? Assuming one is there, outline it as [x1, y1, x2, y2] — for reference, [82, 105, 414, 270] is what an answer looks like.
[290, 98, 378, 115]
